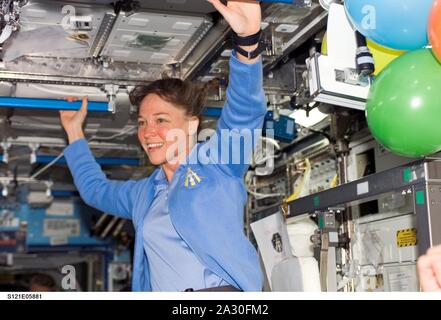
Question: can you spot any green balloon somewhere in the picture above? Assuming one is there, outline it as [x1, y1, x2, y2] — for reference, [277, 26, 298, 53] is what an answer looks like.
[366, 49, 441, 158]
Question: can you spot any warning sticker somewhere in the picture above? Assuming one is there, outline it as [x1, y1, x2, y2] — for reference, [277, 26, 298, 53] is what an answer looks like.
[396, 228, 417, 247]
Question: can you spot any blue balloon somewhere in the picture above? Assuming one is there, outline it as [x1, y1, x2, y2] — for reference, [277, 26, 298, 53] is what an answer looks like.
[344, 0, 433, 51]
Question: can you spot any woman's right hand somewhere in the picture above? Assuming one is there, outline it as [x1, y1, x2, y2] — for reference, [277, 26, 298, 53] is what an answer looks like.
[59, 96, 88, 144]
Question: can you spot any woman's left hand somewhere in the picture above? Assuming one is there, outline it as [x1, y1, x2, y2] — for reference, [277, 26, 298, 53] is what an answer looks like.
[417, 245, 441, 291]
[207, 0, 261, 37]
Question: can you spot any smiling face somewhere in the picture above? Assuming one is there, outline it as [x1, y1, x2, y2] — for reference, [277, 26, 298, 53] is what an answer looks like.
[137, 93, 199, 167]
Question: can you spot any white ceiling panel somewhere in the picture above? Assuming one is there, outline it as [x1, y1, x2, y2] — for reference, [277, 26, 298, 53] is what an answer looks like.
[16, 0, 112, 59]
[101, 11, 212, 64]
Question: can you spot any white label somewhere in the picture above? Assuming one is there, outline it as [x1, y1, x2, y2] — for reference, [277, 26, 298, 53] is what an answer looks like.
[275, 24, 298, 33]
[329, 231, 339, 243]
[46, 200, 74, 217]
[250, 212, 293, 290]
[357, 181, 369, 195]
[172, 22, 192, 31]
[43, 219, 80, 238]
[50, 237, 68, 246]
[128, 17, 149, 27]
[388, 268, 413, 291]
[0, 213, 19, 228]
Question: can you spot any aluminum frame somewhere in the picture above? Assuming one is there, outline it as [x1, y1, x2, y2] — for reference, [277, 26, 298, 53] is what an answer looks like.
[286, 159, 441, 254]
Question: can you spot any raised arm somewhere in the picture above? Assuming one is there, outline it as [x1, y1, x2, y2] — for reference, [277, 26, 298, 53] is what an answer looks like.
[205, 0, 267, 177]
[60, 97, 138, 220]
[208, 0, 262, 64]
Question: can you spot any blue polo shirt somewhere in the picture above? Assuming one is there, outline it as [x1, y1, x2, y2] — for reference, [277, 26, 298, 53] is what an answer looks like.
[142, 168, 229, 291]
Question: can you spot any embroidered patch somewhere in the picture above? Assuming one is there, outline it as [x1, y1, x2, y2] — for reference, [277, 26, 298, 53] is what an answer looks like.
[184, 167, 202, 188]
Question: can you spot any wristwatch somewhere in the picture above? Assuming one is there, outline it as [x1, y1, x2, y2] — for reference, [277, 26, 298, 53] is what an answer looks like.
[232, 29, 265, 59]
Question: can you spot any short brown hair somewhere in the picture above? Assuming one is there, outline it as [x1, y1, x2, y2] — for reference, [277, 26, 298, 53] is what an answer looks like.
[29, 273, 56, 291]
[129, 78, 211, 120]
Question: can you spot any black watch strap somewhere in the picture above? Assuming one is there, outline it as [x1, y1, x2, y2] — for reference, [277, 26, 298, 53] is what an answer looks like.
[234, 40, 265, 59]
[232, 29, 265, 59]
[232, 29, 262, 46]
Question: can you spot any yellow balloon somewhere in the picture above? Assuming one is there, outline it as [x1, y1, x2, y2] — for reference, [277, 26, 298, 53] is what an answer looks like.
[321, 33, 406, 76]
[367, 39, 406, 76]
[321, 33, 328, 55]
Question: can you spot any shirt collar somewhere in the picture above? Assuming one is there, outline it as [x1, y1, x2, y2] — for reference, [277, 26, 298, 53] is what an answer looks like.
[152, 165, 187, 187]
[153, 167, 168, 189]
[151, 143, 200, 189]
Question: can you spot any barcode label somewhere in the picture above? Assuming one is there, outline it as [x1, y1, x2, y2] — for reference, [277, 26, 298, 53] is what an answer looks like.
[43, 219, 80, 237]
